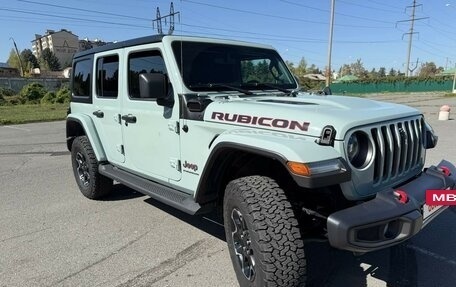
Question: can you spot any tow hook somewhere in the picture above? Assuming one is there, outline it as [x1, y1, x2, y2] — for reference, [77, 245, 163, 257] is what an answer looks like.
[439, 166, 451, 177]
[394, 190, 409, 204]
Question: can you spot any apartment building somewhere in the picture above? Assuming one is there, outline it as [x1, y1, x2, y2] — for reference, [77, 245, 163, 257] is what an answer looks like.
[79, 38, 111, 51]
[32, 29, 79, 67]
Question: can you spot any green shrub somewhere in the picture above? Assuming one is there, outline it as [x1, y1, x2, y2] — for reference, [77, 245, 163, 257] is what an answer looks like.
[40, 91, 57, 104]
[55, 86, 71, 103]
[0, 88, 16, 105]
[19, 83, 47, 104]
[39, 87, 71, 104]
[4, 95, 24, 105]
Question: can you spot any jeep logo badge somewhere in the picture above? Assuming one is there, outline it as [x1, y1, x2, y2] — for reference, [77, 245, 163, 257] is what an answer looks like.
[183, 161, 198, 172]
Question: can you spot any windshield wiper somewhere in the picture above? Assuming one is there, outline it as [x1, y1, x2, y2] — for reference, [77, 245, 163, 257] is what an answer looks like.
[189, 83, 253, 96]
[250, 83, 296, 96]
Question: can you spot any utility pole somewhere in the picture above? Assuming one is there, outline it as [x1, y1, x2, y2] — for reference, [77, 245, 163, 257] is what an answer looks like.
[152, 2, 180, 35]
[10, 37, 24, 77]
[405, 0, 417, 77]
[326, 0, 335, 87]
[397, 0, 428, 77]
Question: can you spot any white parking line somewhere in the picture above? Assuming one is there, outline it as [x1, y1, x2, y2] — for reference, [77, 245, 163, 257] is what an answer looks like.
[1, 126, 31, 132]
[406, 244, 456, 266]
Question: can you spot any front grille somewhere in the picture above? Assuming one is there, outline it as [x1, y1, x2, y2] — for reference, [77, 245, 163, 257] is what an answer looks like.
[371, 117, 424, 185]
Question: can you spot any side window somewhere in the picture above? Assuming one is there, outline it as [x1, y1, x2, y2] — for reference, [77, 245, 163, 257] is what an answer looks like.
[72, 58, 93, 103]
[96, 55, 119, 98]
[128, 50, 166, 99]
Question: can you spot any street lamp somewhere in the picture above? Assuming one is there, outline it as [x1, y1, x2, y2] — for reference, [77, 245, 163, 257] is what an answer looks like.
[10, 37, 24, 77]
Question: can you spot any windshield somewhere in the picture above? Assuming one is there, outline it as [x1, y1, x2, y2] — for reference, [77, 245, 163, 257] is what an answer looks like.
[172, 41, 297, 93]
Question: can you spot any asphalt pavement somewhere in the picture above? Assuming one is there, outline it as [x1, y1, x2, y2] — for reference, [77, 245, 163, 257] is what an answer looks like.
[0, 93, 455, 287]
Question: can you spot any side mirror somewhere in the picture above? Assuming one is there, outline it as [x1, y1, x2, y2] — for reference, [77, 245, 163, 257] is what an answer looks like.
[139, 73, 173, 107]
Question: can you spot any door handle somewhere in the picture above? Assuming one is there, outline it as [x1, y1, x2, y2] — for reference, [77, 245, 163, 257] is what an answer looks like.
[121, 114, 137, 124]
[93, 110, 104, 118]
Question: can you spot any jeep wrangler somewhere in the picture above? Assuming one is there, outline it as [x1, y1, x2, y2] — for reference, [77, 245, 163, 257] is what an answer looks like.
[67, 34, 456, 287]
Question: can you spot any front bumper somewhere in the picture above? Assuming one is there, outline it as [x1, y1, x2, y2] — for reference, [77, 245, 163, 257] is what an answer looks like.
[327, 160, 456, 253]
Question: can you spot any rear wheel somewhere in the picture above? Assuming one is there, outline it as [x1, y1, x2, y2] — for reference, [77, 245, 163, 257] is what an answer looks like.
[71, 136, 112, 199]
[223, 176, 307, 287]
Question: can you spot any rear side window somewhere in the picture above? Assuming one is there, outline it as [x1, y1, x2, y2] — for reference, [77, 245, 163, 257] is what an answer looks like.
[72, 57, 93, 103]
[128, 50, 166, 99]
[96, 55, 119, 98]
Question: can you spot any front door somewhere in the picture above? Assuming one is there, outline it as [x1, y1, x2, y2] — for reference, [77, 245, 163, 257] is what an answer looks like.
[120, 46, 181, 182]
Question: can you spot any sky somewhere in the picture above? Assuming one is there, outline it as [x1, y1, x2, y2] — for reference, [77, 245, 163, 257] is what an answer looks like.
[1, 0, 456, 74]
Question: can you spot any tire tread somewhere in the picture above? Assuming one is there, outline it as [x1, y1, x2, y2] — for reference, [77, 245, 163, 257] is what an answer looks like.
[225, 176, 306, 287]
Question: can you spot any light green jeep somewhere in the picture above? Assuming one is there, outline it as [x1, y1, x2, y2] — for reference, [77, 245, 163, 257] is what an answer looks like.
[67, 35, 456, 287]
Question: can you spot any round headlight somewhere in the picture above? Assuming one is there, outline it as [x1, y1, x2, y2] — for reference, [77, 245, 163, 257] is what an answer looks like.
[347, 132, 372, 169]
[347, 134, 359, 162]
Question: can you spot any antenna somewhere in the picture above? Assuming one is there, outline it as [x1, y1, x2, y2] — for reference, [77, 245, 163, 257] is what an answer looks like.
[152, 2, 180, 35]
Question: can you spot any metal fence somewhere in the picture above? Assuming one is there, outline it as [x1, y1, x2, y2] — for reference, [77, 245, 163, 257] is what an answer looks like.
[330, 79, 453, 94]
[0, 77, 69, 93]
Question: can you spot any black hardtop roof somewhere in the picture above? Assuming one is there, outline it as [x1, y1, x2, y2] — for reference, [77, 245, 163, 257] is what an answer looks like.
[74, 34, 165, 59]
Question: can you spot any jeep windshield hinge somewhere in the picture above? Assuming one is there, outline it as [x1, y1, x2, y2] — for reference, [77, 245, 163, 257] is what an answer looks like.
[168, 121, 180, 134]
[116, 144, 125, 155]
[170, 158, 181, 171]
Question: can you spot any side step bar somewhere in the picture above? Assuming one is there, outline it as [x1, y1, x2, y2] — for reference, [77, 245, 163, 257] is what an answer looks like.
[99, 164, 202, 215]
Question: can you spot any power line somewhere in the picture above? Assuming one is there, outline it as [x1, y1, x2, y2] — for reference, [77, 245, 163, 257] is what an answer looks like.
[182, 0, 327, 25]
[337, 0, 402, 14]
[368, 0, 403, 10]
[0, 6, 399, 45]
[419, 39, 456, 57]
[280, 0, 394, 25]
[413, 44, 445, 59]
[0, 15, 150, 30]
[183, 0, 390, 29]
[17, 0, 151, 21]
[0, 7, 151, 28]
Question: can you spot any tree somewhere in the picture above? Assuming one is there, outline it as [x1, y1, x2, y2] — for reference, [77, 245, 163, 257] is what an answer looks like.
[307, 64, 320, 74]
[417, 62, 438, 77]
[40, 48, 61, 71]
[369, 68, 378, 79]
[350, 59, 366, 78]
[285, 60, 295, 74]
[21, 49, 39, 69]
[7, 49, 21, 70]
[388, 68, 396, 77]
[294, 57, 307, 77]
[378, 67, 386, 78]
[338, 64, 352, 77]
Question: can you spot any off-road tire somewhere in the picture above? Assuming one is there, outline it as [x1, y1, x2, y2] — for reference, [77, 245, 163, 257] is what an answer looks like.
[71, 136, 112, 199]
[223, 176, 307, 287]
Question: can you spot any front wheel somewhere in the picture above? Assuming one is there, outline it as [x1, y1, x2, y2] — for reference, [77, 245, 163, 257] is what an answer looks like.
[223, 176, 306, 287]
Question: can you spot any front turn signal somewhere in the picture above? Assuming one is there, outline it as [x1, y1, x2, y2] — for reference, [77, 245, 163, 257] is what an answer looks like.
[287, 162, 311, 176]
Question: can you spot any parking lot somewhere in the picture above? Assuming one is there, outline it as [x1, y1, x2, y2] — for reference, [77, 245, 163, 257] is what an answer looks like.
[1, 93, 455, 287]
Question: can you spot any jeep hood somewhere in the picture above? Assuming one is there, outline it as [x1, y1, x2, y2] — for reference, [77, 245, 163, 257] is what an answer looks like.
[204, 95, 421, 140]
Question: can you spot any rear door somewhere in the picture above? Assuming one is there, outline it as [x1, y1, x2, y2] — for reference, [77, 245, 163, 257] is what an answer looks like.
[91, 51, 124, 164]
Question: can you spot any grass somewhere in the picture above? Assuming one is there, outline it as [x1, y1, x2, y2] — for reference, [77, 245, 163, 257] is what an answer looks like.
[0, 104, 68, 125]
